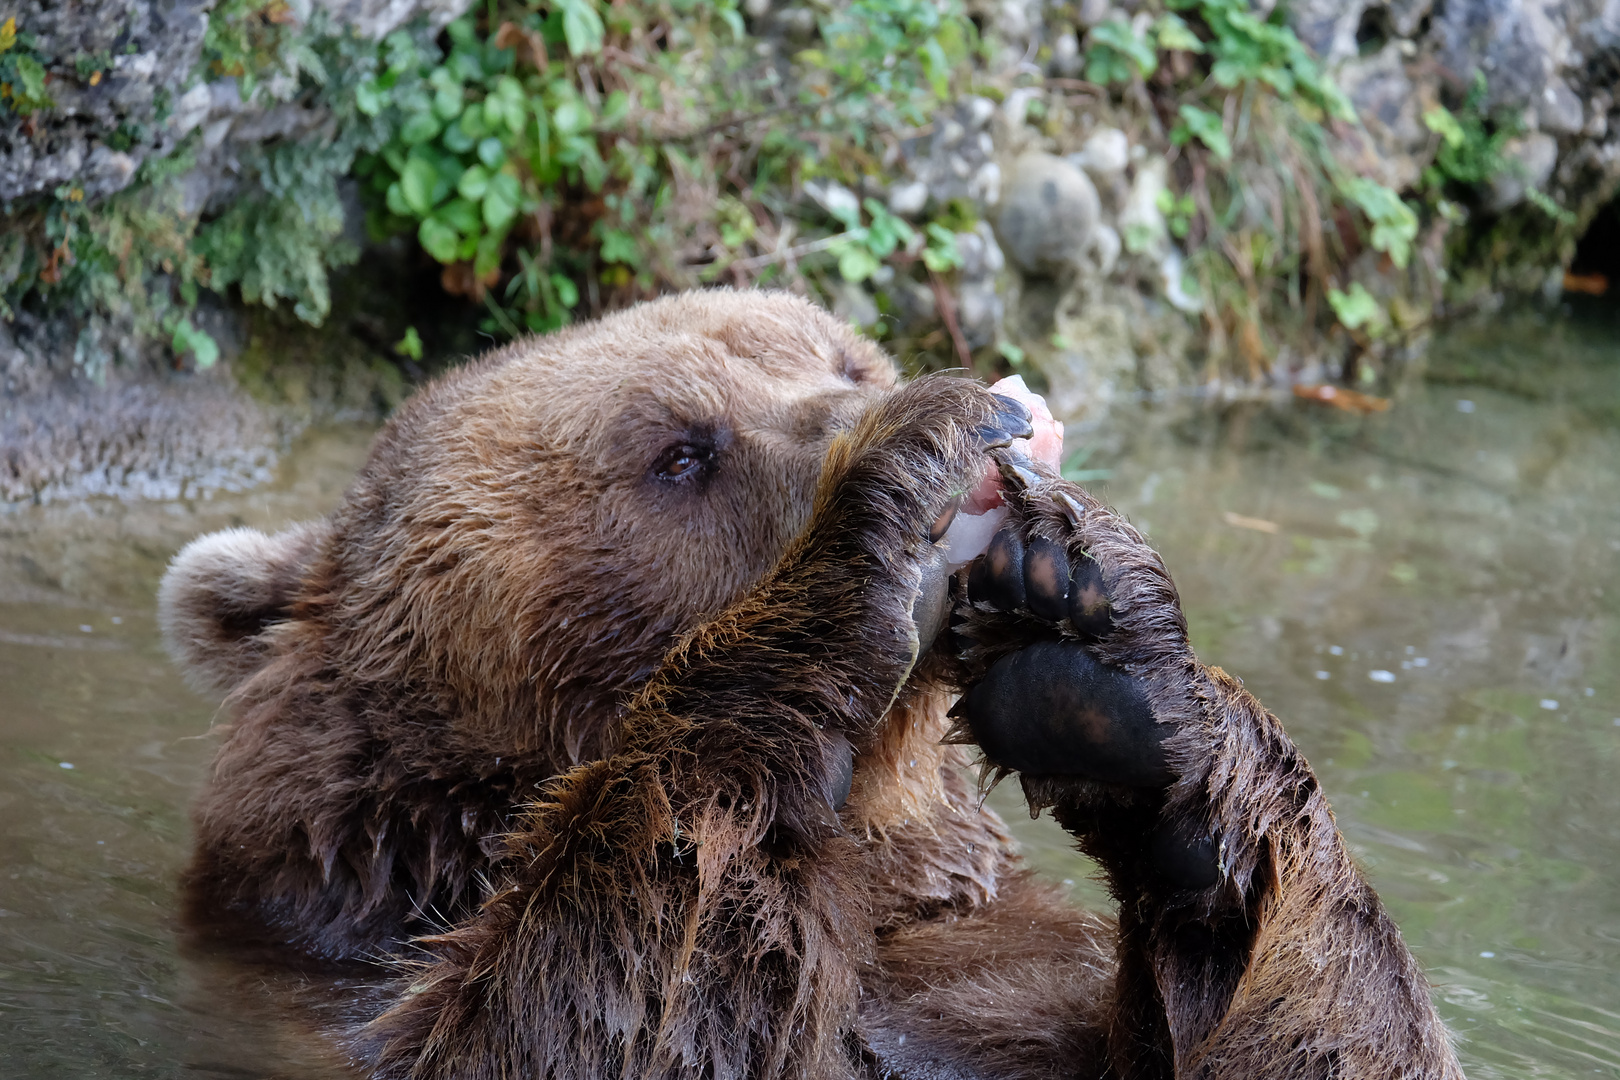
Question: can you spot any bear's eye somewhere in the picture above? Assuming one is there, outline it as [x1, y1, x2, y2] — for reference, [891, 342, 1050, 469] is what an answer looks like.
[652, 443, 712, 483]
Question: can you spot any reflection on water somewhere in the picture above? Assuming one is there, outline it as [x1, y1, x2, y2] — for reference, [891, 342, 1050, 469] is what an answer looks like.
[1, 313, 1616, 1078]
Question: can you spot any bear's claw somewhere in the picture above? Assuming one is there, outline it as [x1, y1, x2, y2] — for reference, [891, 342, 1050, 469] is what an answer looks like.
[977, 394, 1036, 448]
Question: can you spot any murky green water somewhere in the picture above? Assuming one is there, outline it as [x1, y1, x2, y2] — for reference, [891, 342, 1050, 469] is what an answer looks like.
[2, 312, 1617, 1078]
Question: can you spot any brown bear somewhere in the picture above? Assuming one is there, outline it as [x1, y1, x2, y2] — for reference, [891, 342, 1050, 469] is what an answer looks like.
[160, 290, 1464, 1079]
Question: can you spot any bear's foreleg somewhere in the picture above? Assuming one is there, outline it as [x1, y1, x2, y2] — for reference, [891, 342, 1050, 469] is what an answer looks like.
[949, 462, 1464, 1080]
[360, 378, 1033, 1079]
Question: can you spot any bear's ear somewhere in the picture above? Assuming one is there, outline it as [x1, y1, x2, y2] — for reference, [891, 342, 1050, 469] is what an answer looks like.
[158, 522, 325, 696]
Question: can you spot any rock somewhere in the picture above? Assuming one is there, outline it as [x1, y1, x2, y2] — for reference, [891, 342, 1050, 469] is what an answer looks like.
[887, 181, 930, 218]
[1289, 0, 1372, 65]
[956, 223, 1006, 281]
[1160, 249, 1203, 314]
[1068, 127, 1130, 184]
[1431, 0, 1557, 114]
[1001, 88, 1040, 129]
[1091, 224, 1121, 277]
[957, 280, 1003, 349]
[1386, 0, 1436, 37]
[994, 153, 1100, 274]
[1538, 77, 1584, 135]
[885, 280, 937, 330]
[830, 280, 880, 329]
[319, 0, 469, 38]
[171, 83, 214, 140]
[1487, 132, 1559, 211]
[1118, 158, 1169, 260]
[972, 161, 1002, 207]
[900, 98, 1003, 211]
[954, 223, 1007, 348]
[1052, 31, 1082, 78]
[963, 96, 997, 131]
[1334, 44, 1434, 191]
[0, 0, 471, 205]
[805, 179, 861, 225]
[1076, 0, 1114, 30]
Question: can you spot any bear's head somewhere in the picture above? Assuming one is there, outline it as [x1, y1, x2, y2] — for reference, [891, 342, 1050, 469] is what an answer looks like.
[160, 291, 902, 768]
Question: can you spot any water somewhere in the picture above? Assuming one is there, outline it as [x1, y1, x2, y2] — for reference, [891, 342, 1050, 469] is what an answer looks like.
[2, 313, 1616, 1078]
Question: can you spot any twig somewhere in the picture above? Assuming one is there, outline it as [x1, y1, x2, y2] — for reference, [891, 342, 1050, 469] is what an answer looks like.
[1043, 78, 1105, 94]
[726, 230, 850, 272]
[928, 269, 973, 372]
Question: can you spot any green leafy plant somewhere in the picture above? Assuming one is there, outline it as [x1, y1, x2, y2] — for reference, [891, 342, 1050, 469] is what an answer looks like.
[171, 316, 221, 369]
[1073, 0, 1426, 367]
[1421, 76, 1571, 224]
[1086, 19, 1158, 85]
[0, 17, 54, 116]
[1156, 189, 1197, 239]
[1171, 104, 1230, 161]
[1327, 282, 1386, 338]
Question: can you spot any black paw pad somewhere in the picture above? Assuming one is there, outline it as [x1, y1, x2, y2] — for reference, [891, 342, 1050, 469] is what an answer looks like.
[967, 525, 1026, 611]
[1023, 536, 1070, 621]
[1067, 555, 1112, 639]
[954, 640, 1170, 787]
[1146, 821, 1219, 891]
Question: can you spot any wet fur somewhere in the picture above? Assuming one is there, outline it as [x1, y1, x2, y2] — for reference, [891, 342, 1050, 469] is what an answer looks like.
[947, 469, 1463, 1080]
[162, 290, 1462, 1079]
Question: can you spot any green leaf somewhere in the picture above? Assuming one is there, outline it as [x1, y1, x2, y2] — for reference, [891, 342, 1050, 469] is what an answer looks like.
[171, 318, 219, 369]
[1154, 13, 1205, 52]
[400, 157, 440, 216]
[458, 102, 489, 139]
[356, 79, 385, 116]
[1337, 176, 1417, 268]
[474, 231, 505, 279]
[1423, 106, 1466, 150]
[442, 119, 476, 154]
[400, 111, 442, 145]
[385, 180, 410, 217]
[1525, 187, 1575, 224]
[1327, 282, 1382, 332]
[862, 197, 915, 257]
[439, 197, 482, 236]
[921, 36, 950, 99]
[598, 227, 640, 266]
[837, 245, 880, 283]
[394, 326, 423, 360]
[419, 217, 461, 263]
[477, 136, 506, 169]
[446, 17, 478, 50]
[558, 0, 605, 57]
[551, 273, 579, 309]
[495, 76, 528, 132]
[553, 99, 589, 136]
[483, 172, 521, 231]
[433, 84, 464, 121]
[601, 90, 630, 128]
[921, 223, 963, 272]
[1087, 20, 1158, 82]
[457, 164, 491, 201]
[1173, 105, 1232, 161]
